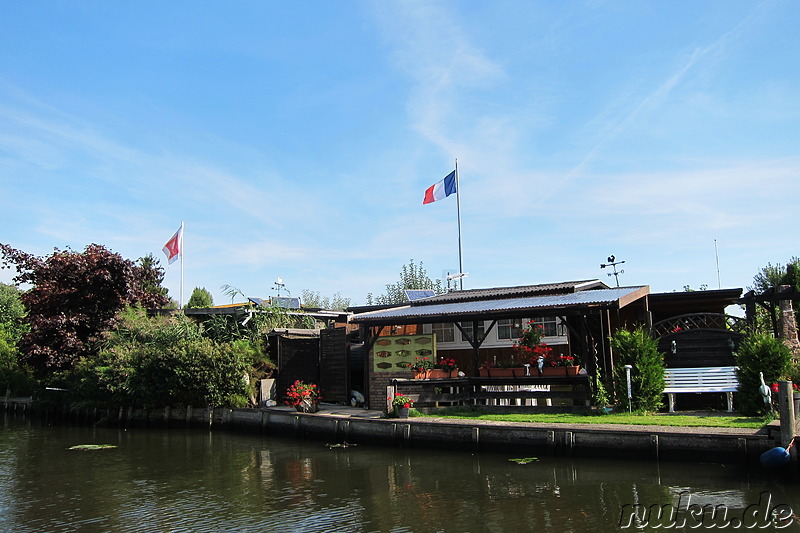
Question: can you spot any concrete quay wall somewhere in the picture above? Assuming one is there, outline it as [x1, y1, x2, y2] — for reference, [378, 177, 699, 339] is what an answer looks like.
[3, 399, 775, 465]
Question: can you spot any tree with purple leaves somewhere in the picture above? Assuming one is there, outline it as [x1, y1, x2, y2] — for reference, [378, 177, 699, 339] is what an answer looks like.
[0, 243, 169, 374]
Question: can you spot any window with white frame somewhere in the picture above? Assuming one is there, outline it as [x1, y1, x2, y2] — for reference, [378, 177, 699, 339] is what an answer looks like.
[432, 322, 455, 343]
[459, 321, 485, 342]
[532, 316, 566, 337]
[497, 318, 524, 340]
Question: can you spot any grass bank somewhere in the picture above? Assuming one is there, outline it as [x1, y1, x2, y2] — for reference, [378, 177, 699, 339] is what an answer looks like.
[421, 407, 772, 429]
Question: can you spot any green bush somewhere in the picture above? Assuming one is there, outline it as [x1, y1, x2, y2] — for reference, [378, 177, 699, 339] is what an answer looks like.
[0, 326, 36, 395]
[71, 308, 257, 408]
[130, 337, 250, 407]
[591, 367, 611, 409]
[735, 334, 791, 415]
[610, 326, 665, 412]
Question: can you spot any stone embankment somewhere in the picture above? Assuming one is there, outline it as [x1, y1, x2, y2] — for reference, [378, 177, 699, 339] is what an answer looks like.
[2, 397, 778, 466]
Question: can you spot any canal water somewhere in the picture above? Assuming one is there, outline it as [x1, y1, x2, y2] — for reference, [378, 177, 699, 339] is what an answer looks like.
[1, 413, 799, 532]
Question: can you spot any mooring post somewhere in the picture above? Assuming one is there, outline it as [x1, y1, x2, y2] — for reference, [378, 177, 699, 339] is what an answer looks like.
[778, 381, 796, 471]
[386, 385, 395, 413]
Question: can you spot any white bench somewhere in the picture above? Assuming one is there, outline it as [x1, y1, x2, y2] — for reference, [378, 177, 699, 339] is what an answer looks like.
[663, 366, 739, 413]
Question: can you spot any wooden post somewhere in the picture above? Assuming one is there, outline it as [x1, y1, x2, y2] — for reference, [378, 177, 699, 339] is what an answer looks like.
[386, 385, 395, 413]
[779, 381, 796, 468]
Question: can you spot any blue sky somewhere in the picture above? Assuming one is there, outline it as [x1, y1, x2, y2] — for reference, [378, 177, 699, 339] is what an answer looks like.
[1, 1, 798, 307]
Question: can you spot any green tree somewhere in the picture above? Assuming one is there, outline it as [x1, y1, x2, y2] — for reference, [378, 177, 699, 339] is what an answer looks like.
[301, 290, 350, 310]
[187, 287, 214, 308]
[0, 283, 27, 344]
[751, 257, 800, 294]
[134, 253, 170, 307]
[610, 326, 665, 412]
[0, 325, 35, 395]
[366, 259, 444, 305]
[735, 333, 791, 415]
[748, 257, 800, 333]
[0, 284, 34, 395]
[682, 284, 708, 292]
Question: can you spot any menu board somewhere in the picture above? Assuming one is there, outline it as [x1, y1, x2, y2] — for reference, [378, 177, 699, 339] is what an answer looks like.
[372, 334, 437, 372]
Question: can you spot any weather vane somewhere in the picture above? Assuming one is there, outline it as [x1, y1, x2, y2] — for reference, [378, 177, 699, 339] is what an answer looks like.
[272, 276, 287, 297]
[600, 255, 625, 287]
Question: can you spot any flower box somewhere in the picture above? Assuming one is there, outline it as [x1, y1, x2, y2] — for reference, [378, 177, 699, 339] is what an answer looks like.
[489, 367, 527, 378]
[412, 370, 429, 379]
[427, 369, 458, 379]
[540, 366, 581, 377]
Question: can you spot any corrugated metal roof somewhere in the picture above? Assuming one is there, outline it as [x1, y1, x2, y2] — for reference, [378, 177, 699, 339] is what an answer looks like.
[415, 279, 608, 306]
[351, 286, 648, 323]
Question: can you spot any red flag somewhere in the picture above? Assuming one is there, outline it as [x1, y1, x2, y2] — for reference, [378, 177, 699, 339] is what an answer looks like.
[162, 225, 183, 265]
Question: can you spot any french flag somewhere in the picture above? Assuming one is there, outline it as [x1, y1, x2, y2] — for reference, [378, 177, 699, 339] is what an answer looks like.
[422, 170, 457, 205]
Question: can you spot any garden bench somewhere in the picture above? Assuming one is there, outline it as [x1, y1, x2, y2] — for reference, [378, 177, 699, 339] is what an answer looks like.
[663, 366, 739, 413]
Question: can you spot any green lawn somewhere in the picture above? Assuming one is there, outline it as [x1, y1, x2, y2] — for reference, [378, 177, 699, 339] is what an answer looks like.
[420, 407, 772, 429]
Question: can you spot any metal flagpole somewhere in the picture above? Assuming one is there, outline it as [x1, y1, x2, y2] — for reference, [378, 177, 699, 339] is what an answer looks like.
[180, 220, 185, 309]
[455, 159, 464, 290]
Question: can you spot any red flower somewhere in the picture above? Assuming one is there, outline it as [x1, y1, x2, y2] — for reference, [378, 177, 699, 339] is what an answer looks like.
[285, 380, 321, 407]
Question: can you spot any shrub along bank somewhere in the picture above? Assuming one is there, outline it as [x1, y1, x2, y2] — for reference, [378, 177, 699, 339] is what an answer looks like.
[60, 307, 275, 408]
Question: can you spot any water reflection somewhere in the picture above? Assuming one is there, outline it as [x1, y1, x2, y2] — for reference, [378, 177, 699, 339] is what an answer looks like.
[1, 412, 798, 532]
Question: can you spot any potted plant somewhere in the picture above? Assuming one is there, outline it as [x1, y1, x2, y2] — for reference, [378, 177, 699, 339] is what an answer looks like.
[538, 350, 581, 376]
[411, 356, 434, 379]
[516, 321, 544, 352]
[490, 359, 526, 377]
[515, 323, 548, 377]
[390, 392, 414, 418]
[558, 354, 581, 376]
[431, 357, 458, 378]
[479, 361, 493, 377]
[285, 380, 321, 413]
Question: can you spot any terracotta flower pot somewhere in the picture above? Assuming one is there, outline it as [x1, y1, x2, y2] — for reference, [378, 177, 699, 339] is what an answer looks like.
[489, 368, 523, 377]
[540, 366, 581, 376]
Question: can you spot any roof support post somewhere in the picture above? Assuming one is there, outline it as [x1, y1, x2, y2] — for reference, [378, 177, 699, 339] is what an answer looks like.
[454, 320, 496, 376]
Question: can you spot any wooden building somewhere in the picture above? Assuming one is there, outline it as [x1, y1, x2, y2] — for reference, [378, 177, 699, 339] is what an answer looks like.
[349, 280, 651, 409]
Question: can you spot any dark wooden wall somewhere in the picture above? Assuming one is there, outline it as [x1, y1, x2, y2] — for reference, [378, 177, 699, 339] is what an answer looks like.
[659, 330, 742, 368]
[276, 337, 320, 403]
[320, 328, 349, 404]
